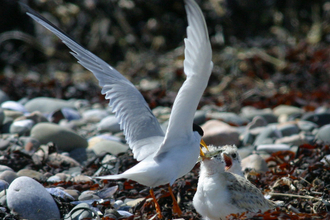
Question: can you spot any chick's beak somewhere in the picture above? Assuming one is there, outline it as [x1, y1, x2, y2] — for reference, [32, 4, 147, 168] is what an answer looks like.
[199, 139, 209, 158]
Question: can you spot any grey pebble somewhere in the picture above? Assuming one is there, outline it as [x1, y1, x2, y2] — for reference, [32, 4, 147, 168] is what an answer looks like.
[64, 203, 95, 220]
[0, 170, 18, 184]
[241, 154, 268, 172]
[316, 124, 330, 143]
[253, 125, 282, 145]
[47, 153, 81, 168]
[256, 144, 291, 153]
[7, 176, 60, 220]
[277, 123, 300, 136]
[1, 101, 28, 113]
[240, 107, 278, 123]
[24, 97, 76, 113]
[89, 139, 129, 156]
[9, 119, 34, 135]
[30, 122, 88, 152]
[0, 108, 4, 127]
[17, 169, 46, 182]
[302, 112, 330, 127]
[0, 180, 9, 192]
[97, 115, 121, 133]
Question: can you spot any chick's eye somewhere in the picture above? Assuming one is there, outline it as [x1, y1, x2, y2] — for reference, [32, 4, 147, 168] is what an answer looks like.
[232, 153, 237, 159]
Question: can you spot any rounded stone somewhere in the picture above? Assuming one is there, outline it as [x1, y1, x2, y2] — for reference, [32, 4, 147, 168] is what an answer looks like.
[9, 119, 34, 135]
[30, 122, 88, 152]
[0, 108, 4, 127]
[1, 101, 28, 113]
[316, 124, 330, 143]
[24, 97, 76, 113]
[0, 170, 18, 184]
[64, 203, 94, 219]
[241, 154, 268, 172]
[201, 120, 240, 146]
[7, 176, 60, 220]
[97, 115, 121, 133]
[253, 125, 282, 145]
[302, 112, 330, 127]
[89, 139, 129, 156]
[17, 169, 46, 182]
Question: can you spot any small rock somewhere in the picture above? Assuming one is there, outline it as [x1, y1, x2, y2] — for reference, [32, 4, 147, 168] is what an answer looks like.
[97, 115, 121, 133]
[64, 189, 80, 200]
[69, 147, 88, 164]
[256, 144, 291, 153]
[275, 133, 310, 146]
[82, 109, 109, 122]
[302, 112, 330, 127]
[0, 139, 11, 150]
[0, 170, 18, 184]
[207, 112, 248, 126]
[9, 119, 34, 135]
[24, 97, 76, 113]
[64, 203, 94, 219]
[15, 111, 48, 124]
[240, 106, 278, 123]
[297, 120, 318, 132]
[0, 165, 14, 173]
[17, 169, 46, 182]
[1, 101, 28, 113]
[30, 122, 88, 152]
[47, 153, 81, 168]
[201, 120, 240, 146]
[89, 139, 129, 156]
[253, 125, 282, 145]
[7, 176, 60, 220]
[0, 180, 9, 192]
[277, 123, 300, 137]
[241, 154, 268, 172]
[316, 124, 330, 143]
[246, 116, 268, 130]
[73, 175, 92, 184]
[78, 190, 100, 200]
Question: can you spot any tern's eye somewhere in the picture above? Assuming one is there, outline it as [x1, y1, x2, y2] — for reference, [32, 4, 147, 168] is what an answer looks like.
[231, 153, 237, 159]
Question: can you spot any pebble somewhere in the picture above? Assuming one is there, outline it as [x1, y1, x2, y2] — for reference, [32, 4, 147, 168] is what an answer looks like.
[82, 109, 109, 122]
[89, 139, 129, 156]
[69, 147, 88, 164]
[0, 165, 14, 173]
[15, 111, 48, 124]
[273, 105, 304, 123]
[253, 125, 282, 145]
[241, 154, 268, 172]
[17, 169, 46, 182]
[1, 101, 28, 113]
[316, 124, 330, 143]
[240, 106, 278, 123]
[73, 175, 92, 183]
[64, 203, 94, 219]
[30, 122, 88, 152]
[9, 119, 34, 135]
[64, 189, 80, 200]
[256, 144, 291, 153]
[7, 176, 61, 220]
[97, 115, 121, 133]
[0, 139, 11, 150]
[201, 120, 240, 146]
[208, 112, 249, 126]
[60, 107, 82, 121]
[78, 190, 100, 200]
[297, 120, 318, 132]
[0, 180, 9, 192]
[24, 97, 76, 113]
[301, 112, 330, 127]
[0, 170, 18, 184]
[277, 123, 300, 136]
[47, 153, 81, 168]
[275, 133, 310, 146]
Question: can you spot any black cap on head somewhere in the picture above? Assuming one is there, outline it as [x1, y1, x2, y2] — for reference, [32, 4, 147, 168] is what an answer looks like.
[193, 123, 204, 137]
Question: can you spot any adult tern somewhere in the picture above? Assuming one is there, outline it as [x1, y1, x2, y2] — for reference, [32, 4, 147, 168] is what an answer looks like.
[21, 0, 213, 217]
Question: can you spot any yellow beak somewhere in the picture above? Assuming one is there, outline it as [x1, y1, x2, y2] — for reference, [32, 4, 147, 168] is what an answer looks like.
[199, 139, 209, 157]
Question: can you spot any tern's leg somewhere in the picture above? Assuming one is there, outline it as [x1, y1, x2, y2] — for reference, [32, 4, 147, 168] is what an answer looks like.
[168, 184, 182, 216]
[150, 188, 163, 219]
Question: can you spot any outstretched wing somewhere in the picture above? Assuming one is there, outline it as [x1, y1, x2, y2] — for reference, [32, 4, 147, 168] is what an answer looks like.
[155, 0, 213, 156]
[21, 4, 165, 161]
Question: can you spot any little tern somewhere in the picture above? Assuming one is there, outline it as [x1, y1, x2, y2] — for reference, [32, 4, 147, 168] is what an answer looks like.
[21, 0, 213, 217]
